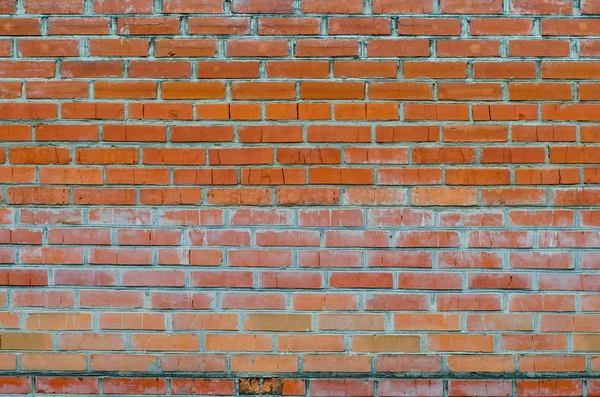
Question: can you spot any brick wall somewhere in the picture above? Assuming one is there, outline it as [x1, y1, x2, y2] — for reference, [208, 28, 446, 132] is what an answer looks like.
[0, 0, 599, 395]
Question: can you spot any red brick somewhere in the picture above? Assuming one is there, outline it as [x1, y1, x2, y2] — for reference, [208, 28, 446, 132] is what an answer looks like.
[103, 378, 166, 395]
[117, 17, 179, 35]
[232, 82, 295, 100]
[48, 18, 110, 35]
[474, 104, 537, 120]
[0, 0, 14, 13]
[448, 355, 514, 372]
[171, 379, 234, 395]
[173, 313, 237, 330]
[311, 380, 374, 397]
[439, 83, 502, 100]
[370, 82, 432, 100]
[335, 61, 397, 78]
[406, 104, 469, 120]
[474, 61, 536, 79]
[13, 290, 74, 308]
[439, 211, 503, 227]
[331, 272, 393, 289]
[412, 187, 477, 206]
[36, 378, 98, 394]
[232, 0, 293, 13]
[299, 250, 362, 267]
[293, 293, 357, 311]
[24, 0, 82, 13]
[189, 17, 250, 34]
[297, 39, 359, 57]
[7, 187, 70, 205]
[302, 82, 365, 100]
[259, 17, 320, 35]
[231, 355, 298, 372]
[449, 380, 513, 397]
[394, 313, 460, 331]
[439, 252, 502, 269]
[437, 294, 502, 311]
[399, 273, 462, 290]
[429, 335, 494, 352]
[62, 61, 123, 77]
[367, 39, 430, 57]
[221, 292, 285, 309]
[62, 102, 124, 119]
[510, 82, 572, 100]
[161, 355, 226, 373]
[376, 356, 441, 372]
[228, 39, 288, 57]
[469, 273, 532, 289]
[467, 313, 533, 331]
[442, 0, 501, 13]
[512, 0, 572, 14]
[516, 380, 582, 397]
[399, 18, 461, 35]
[95, 0, 153, 13]
[308, 125, 370, 142]
[156, 40, 217, 57]
[396, 231, 460, 248]
[303, 0, 363, 13]
[0, 377, 32, 394]
[89, 39, 148, 56]
[143, 148, 204, 165]
[20, 39, 79, 57]
[0, 103, 57, 119]
[163, 0, 221, 13]
[368, 251, 432, 268]
[329, 18, 390, 35]
[438, 40, 501, 57]
[544, 62, 600, 79]
[0, 269, 46, 286]
[90, 354, 157, 372]
[405, 61, 467, 78]
[304, 355, 371, 372]
[502, 334, 567, 351]
[511, 40, 570, 57]
[581, 39, 600, 56]
[162, 82, 225, 100]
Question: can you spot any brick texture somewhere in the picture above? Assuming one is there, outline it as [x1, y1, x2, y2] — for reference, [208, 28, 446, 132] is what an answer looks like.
[0, 0, 599, 395]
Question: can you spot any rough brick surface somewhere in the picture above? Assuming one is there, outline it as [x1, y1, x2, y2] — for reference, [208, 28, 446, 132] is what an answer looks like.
[0, 0, 599, 395]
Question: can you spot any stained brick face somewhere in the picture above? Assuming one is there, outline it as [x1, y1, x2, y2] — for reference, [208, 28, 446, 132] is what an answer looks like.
[0, 0, 599, 395]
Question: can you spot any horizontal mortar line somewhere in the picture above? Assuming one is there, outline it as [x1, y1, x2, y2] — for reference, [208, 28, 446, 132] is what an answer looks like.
[0, 370, 599, 379]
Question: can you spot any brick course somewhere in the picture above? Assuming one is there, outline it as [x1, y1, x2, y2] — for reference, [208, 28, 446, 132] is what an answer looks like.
[0, 0, 599, 395]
